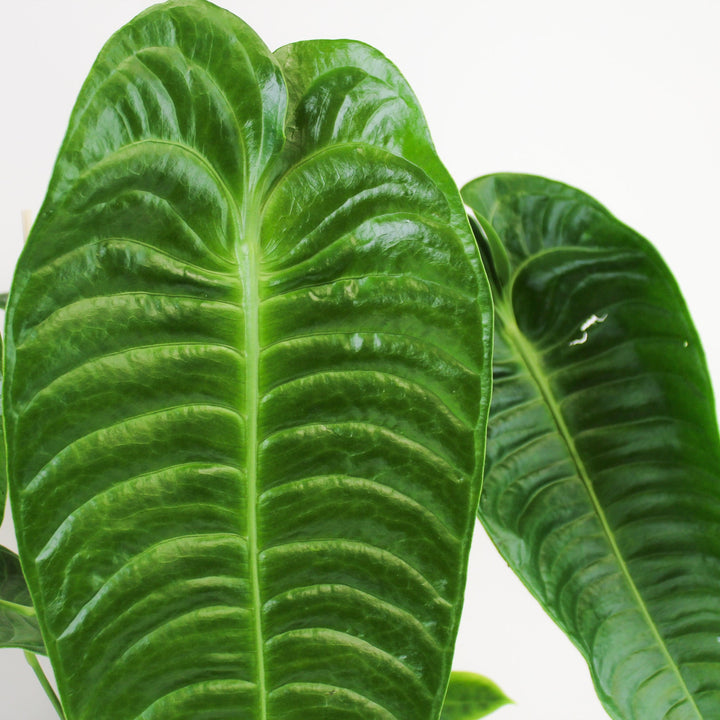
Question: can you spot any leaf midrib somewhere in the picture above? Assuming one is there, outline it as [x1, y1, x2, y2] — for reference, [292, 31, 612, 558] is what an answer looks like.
[0, 597, 37, 618]
[241, 205, 266, 717]
[497, 300, 704, 719]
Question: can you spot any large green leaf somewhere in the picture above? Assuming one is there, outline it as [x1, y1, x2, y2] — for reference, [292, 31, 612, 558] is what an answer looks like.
[440, 672, 510, 720]
[463, 173, 720, 719]
[2, 2, 492, 719]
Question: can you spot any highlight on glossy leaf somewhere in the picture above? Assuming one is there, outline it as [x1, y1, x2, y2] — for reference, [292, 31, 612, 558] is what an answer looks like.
[464, 173, 720, 720]
[1, 2, 492, 719]
[440, 671, 511, 720]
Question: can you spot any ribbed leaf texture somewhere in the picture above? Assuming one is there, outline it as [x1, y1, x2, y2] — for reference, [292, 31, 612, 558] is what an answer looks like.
[2, 2, 492, 719]
[463, 173, 720, 720]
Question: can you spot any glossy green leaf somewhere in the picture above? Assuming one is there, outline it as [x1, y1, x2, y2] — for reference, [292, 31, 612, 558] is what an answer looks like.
[3, 2, 492, 719]
[440, 672, 510, 720]
[0, 544, 43, 654]
[463, 173, 720, 720]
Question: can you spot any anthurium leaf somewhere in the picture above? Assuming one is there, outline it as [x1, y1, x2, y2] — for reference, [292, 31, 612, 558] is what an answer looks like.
[0, 546, 44, 653]
[440, 672, 510, 720]
[463, 173, 720, 720]
[2, 2, 492, 719]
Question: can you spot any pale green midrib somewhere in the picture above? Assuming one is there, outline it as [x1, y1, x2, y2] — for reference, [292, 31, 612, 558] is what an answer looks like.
[241, 208, 266, 718]
[0, 597, 37, 618]
[497, 302, 704, 720]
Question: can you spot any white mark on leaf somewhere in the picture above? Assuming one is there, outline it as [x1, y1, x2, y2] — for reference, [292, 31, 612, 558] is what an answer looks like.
[569, 313, 608, 346]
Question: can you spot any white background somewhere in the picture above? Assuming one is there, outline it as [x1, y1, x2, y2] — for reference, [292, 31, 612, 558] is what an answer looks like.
[1, 1, 719, 718]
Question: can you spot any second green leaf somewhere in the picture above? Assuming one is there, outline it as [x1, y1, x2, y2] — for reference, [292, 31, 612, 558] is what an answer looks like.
[464, 173, 720, 720]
